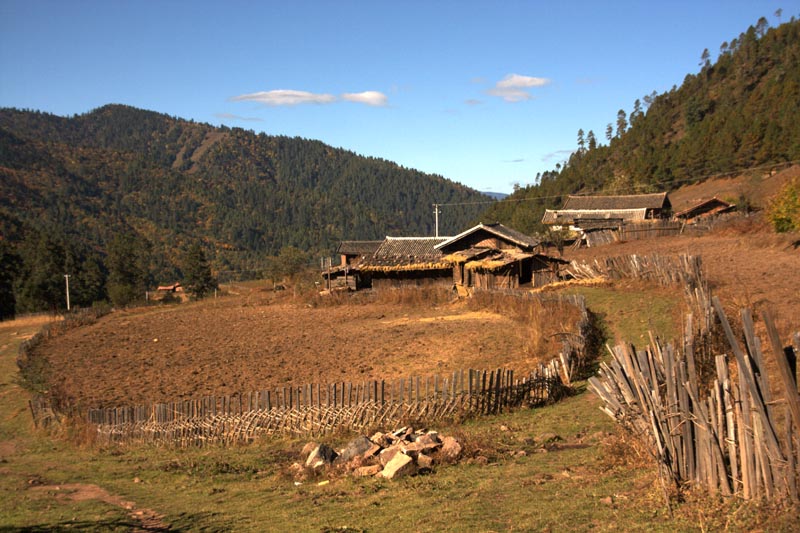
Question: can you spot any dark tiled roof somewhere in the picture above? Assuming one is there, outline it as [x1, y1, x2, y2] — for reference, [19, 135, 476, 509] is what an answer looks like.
[360, 237, 451, 270]
[336, 241, 383, 256]
[435, 223, 539, 251]
[674, 197, 734, 218]
[563, 192, 670, 210]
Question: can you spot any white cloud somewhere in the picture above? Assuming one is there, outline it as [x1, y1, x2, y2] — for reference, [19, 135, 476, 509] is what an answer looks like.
[230, 89, 336, 106]
[214, 112, 263, 122]
[341, 91, 388, 107]
[486, 73, 551, 102]
[230, 88, 389, 107]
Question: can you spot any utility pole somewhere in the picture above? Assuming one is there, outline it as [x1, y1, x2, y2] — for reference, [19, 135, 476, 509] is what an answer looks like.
[433, 203, 441, 237]
[64, 274, 71, 311]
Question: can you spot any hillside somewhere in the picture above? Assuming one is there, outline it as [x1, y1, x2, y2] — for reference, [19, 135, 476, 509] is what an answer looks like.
[483, 17, 800, 235]
[0, 105, 489, 313]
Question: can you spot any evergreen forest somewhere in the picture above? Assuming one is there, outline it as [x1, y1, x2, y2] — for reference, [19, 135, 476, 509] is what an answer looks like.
[483, 16, 800, 234]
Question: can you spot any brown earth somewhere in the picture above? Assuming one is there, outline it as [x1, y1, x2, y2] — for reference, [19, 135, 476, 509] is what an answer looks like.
[563, 216, 800, 338]
[668, 163, 799, 212]
[38, 293, 573, 409]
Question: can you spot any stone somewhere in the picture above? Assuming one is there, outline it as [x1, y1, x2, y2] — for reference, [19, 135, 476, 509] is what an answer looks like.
[305, 444, 338, 469]
[413, 433, 441, 449]
[370, 432, 388, 446]
[301, 441, 318, 457]
[380, 452, 416, 480]
[335, 436, 374, 465]
[379, 445, 403, 466]
[353, 464, 382, 477]
[416, 453, 434, 471]
[439, 436, 462, 463]
[363, 443, 382, 459]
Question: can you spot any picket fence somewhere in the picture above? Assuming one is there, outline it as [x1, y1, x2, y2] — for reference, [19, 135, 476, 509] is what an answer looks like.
[89, 363, 567, 446]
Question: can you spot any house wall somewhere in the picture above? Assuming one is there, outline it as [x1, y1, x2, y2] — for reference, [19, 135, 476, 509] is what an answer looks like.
[370, 269, 453, 290]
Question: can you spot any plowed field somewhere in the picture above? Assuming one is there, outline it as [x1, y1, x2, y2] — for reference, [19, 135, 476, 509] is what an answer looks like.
[38, 293, 573, 409]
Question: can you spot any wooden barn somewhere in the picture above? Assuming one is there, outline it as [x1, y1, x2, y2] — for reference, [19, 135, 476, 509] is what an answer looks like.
[542, 192, 672, 231]
[674, 197, 735, 223]
[358, 236, 452, 289]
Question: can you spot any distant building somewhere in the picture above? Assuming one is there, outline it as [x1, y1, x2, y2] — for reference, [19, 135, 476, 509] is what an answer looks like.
[332, 223, 566, 293]
[674, 197, 735, 223]
[542, 192, 671, 231]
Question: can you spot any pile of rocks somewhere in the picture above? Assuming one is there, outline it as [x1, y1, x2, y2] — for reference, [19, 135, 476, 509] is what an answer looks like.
[295, 427, 463, 481]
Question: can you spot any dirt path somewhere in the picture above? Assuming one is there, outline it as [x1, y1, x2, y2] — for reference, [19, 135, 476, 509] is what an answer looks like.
[30, 483, 169, 531]
[1, 316, 170, 531]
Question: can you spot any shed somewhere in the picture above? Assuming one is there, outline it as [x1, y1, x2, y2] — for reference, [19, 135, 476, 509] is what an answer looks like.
[674, 197, 735, 222]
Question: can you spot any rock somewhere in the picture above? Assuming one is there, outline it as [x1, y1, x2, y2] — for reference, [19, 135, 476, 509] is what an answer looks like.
[301, 441, 318, 457]
[380, 452, 416, 480]
[363, 443, 382, 459]
[370, 432, 389, 446]
[439, 436, 462, 463]
[305, 444, 338, 469]
[413, 433, 441, 448]
[500, 425, 510, 432]
[416, 453, 434, 471]
[335, 436, 374, 465]
[353, 464, 382, 477]
[600, 496, 613, 506]
[379, 445, 403, 466]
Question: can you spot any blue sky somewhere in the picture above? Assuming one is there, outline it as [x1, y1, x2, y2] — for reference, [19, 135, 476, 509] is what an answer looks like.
[1, 1, 796, 193]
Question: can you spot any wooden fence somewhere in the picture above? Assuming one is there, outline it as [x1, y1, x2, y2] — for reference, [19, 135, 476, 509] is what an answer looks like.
[583, 217, 724, 247]
[590, 301, 799, 502]
[89, 363, 568, 446]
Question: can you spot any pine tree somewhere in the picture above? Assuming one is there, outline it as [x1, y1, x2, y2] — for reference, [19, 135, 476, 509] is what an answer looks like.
[182, 243, 217, 299]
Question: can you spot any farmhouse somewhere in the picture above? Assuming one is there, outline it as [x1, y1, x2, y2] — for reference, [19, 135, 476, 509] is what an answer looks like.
[674, 197, 735, 223]
[332, 223, 566, 292]
[435, 223, 562, 290]
[358, 236, 452, 289]
[542, 192, 672, 231]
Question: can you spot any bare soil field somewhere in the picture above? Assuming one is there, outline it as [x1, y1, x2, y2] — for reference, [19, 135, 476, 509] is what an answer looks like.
[38, 292, 576, 409]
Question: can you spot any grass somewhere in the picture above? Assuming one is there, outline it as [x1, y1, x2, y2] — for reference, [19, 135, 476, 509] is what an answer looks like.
[1, 286, 797, 531]
[561, 281, 683, 347]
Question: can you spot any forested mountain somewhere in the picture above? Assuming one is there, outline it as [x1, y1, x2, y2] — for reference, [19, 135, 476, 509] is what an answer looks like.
[0, 105, 488, 315]
[484, 16, 800, 234]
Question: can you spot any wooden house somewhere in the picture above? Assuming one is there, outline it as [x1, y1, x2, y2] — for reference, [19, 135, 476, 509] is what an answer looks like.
[358, 236, 452, 289]
[322, 240, 382, 290]
[542, 192, 672, 231]
[674, 197, 735, 223]
[435, 223, 564, 290]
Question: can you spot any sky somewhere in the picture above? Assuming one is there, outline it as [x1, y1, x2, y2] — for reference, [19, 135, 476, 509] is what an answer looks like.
[1, 1, 796, 194]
